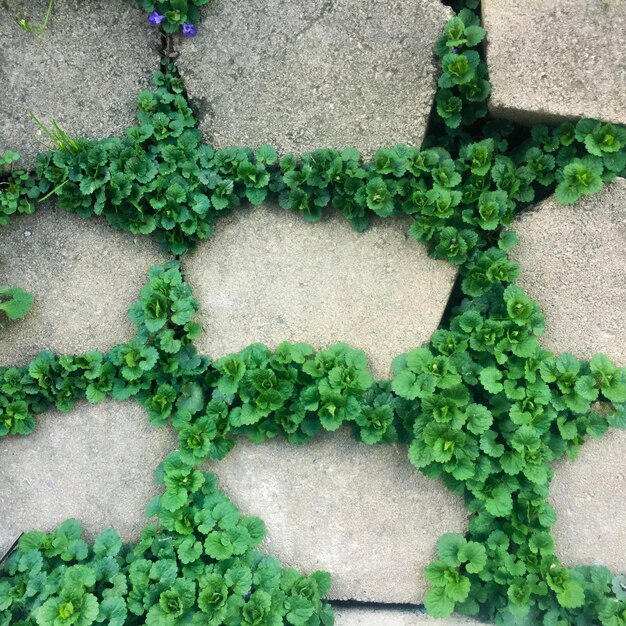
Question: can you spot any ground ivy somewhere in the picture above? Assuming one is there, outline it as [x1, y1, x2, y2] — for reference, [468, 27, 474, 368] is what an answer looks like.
[138, 0, 213, 36]
[1, 1, 625, 625]
[0, 453, 333, 626]
[0, 153, 35, 326]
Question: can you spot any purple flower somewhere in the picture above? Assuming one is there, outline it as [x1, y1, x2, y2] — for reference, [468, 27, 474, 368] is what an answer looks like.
[450, 46, 459, 54]
[181, 22, 197, 37]
[148, 11, 165, 25]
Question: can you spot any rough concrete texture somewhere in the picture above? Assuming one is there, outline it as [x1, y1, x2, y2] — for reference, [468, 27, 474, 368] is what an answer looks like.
[482, 0, 626, 126]
[0, 207, 166, 366]
[512, 178, 626, 365]
[207, 429, 469, 603]
[333, 607, 484, 626]
[176, 0, 452, 157]
[550, 428, 626, 574]
[0, 0, 159, 169]
[0, 401, 177, 558]
[182, 206, 457, 380]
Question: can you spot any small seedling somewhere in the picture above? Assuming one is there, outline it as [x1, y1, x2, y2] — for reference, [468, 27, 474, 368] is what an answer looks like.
[29, 111, 80, 155]
[0, 286, 33, 327]
[11, 0, 55, 42]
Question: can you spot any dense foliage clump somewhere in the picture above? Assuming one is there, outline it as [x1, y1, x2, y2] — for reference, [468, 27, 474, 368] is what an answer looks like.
[0, 152, 35, 325]
[1, 257, 625, 625]
[137, 0, 214, 35]
[6, 63, 624, 265]
[0, 451, 333, 626]
[1, 1, 625, 625]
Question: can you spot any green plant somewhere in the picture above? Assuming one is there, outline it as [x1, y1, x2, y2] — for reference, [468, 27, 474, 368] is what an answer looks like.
[0, 287, 33, 327]
[433, 9, 489, 132]
[29, 112, 81, 155]
[0, 262, 398, 450]
[1, 256, 624, 625]
[0, 151, 38, 225]
[393, 280, 625, 622]
[0, 452, 333, 626]
[0, 153, 36, 327]
[9, 0, 55, 42]
[138, 0, 214, 34]
[1, 1, 625, 624]
[25, 60, 624, 264]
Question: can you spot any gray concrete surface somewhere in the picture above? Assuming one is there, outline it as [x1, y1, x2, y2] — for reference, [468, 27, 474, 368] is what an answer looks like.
[550, 427, 626, 574]
[182, 205, 457, 380]
[0, 400, 177, 557]
[208, 429, 469, 603]
[0, 0, 159, 170]
[482, 0, 626, 125]
[512, 178, 626, 366]
[176, 0, 451, 157]
[333, 607, 484, 626]
[0, 207, 167, 366]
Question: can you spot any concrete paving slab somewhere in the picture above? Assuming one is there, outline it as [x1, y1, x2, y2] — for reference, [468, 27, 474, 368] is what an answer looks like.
[0, 0, 159, 170]
[182, 205, 457, 380]
[333, 607, 484, 626]
[208, 429, 469, 603]
[512, 178, 626, 366]
[0, 207, 167, 366]
[482, 0, 626, 125]
[176, 0, 452, 157]
[550, 428, 626, 574]
[0, 400, 177, 558]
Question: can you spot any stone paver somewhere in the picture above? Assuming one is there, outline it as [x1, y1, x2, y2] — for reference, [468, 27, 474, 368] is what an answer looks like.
[0, 207, 167, 366]
[0, 400, 177, 558]
[550, 428, 626, 574]
[512, 178, 626, 366]
[207, 429, 469, 603]
[176, 0, 451, 157]
[482, 0, 626, 125]
[182, 205, 457, 380]
[333, 607, 484, 626]
[0, 0, 159, 169]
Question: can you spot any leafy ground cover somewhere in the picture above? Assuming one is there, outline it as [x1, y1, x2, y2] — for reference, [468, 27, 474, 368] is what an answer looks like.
[138, 0, 212, 36]
[0, 0, 625, 625]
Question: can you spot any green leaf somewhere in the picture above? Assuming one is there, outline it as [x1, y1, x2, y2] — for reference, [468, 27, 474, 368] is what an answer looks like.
[93, 528, 122, 558]
[286, 595, 316, 625]
[458, 541, 487, 573]
[204, 532, 234, 560]
[161, 487, 187, 512]
[98, 597, 127, 626]
[176, 382, 205, 414]
[437, 534, 466, 566]
[0, 581, 12, 611]
[480, 367, 504, 394]
[608, 405, 626, 429]
[392, 369, 435, 400]
[485, 485, 513, 517]
[0, 286, 34, 320]
[177, 536, 203, 564]
[574, 375, 599, 401]
[466, 403, 493, 434]
[500, 451, 524, 475]
[446, 574, 471, 602]
[556, 579, 585, 608]
[480, 430, 505, 458]
[612, 575, 626, 600]
[498, 230, 519, 251]
[425, 585, 455, 617]
[408, 439, 434, 469]
[225, 564, 253, 595]
[256, 144, 278, 165]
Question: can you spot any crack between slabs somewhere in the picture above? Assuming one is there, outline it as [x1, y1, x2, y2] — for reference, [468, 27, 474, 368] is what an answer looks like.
[330, 599, 424, 611]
